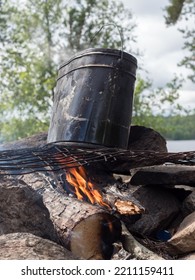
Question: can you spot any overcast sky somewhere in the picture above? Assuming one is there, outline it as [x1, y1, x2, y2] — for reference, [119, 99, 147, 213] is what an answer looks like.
[121, 0, 195, 110]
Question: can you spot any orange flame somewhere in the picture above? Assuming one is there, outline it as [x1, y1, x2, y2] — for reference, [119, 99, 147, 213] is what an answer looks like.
[66, 166, 109, 208]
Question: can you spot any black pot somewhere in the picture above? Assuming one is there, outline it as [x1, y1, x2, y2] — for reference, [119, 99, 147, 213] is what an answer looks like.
[47, 48, 137, 149]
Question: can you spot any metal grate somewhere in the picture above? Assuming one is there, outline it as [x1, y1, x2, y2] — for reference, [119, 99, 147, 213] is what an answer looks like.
[0, 142, 194, 175]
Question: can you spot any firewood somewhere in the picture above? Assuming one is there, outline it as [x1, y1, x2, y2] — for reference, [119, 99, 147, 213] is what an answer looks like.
[17, 172, 122, 260]
[19, 171, 145, 257]
[0, 232, 79, 260]
[121, 223, 164, 260]
[0, 125, 167, 152]
[103, 184, 145, 215]
[130, 165, 195, 186]
[0, 169, 144, 259]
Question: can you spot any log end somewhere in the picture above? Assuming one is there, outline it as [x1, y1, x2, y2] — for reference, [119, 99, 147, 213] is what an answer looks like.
[70, 213, 121, 260]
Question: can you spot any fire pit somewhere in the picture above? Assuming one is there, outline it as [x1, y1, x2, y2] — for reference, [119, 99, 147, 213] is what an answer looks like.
[0, 49, 195, 260]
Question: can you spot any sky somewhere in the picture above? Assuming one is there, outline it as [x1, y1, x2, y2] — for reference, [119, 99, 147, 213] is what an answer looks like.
[121, 0, 195, 110]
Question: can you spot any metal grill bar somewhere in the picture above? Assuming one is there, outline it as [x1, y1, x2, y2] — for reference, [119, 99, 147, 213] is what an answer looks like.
[0, 142, 194, 175]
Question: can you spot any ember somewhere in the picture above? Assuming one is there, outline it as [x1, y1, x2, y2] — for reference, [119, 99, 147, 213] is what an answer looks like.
[65, 166, 110, 208]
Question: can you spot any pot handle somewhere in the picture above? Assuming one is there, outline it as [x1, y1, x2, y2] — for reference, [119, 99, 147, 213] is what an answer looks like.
[89, 23, 124, 60]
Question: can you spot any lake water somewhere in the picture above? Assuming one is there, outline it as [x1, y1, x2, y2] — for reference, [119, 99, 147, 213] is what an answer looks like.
[166, 140, 195, 152]
[0, 138, 194, 152]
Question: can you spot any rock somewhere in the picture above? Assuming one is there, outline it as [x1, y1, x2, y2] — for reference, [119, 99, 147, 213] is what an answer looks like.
[0, 232, 79, 259]
[128, 125, 168, 152]
[0, 177, 56, 241]
[121, 223, 164, 260]
[175, 185, 194, 191]
[168, 211, 195, 254]
[182, 191, 195, 216]
[126, 185, 180, 236]
[110, 126, 168, 173]
[130, 165, 195, 187]
[0, 132, 47, 150]
[179, 252, 195, 260]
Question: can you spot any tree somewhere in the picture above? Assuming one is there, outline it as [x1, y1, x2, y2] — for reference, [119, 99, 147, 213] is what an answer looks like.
[1, 0, 189, 143]
[164, 0, 195, 83]
[0, 0, 137, 141]
[132, 75, 185, 135]
[0, 0, 62, 140]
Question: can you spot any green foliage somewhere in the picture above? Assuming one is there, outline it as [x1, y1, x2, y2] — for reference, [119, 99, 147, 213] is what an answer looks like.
[0, 0, 192, 142]
[152, 113, 195, 140]
[132, 74, 195, 139]
[132, 75, 185, 134]
[0, 117, 49, 142]
[63, 0, 136, 52]
[164, 0, 186, 25]
[0, 0, 137, 142]
[162, 1, 195, 139]
[0, 0, 61, 141]
[179, 27, 195, 83]
[164, 0, 195, 83]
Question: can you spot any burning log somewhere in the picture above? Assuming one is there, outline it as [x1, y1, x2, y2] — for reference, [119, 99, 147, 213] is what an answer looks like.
[103, 184, 144, 215]
[16, 172, 122, 260]
[0, 141, 145, 259]
[53, 163, 145, 215]
[13, 161, 144, 259]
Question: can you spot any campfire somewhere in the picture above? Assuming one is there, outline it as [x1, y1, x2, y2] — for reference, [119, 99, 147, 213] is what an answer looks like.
[0, 48, 194, 260]
[65, 165, 110, 208]
[0, 134, 194, 260]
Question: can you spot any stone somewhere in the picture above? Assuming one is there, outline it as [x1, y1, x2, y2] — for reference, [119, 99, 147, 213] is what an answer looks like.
[0, 132, 47, 150]
[179, 252, 195, 260]
[0, 232, 79, 259]
[121, 223, 164, 260]
[128, 125, 168, 152]
[0, 177, 56, 241]
[168, 211, 195, 254]
[130, 165, 195, 187]
[127, 185, 180, 236]
[182, 191, 195, 216]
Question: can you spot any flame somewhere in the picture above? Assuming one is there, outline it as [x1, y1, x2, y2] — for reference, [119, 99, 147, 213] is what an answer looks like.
[66, 166, 109, 208]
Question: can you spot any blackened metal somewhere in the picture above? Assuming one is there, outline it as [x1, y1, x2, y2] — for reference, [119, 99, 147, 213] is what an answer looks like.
[47, 48, 137, 149]
[0, 143, 194, 176]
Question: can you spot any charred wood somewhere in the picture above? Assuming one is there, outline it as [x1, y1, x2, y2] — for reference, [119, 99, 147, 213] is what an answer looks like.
[16, 172, 122, 260]
[102, 184, 144, 215]
[130, 165, 195, 187]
